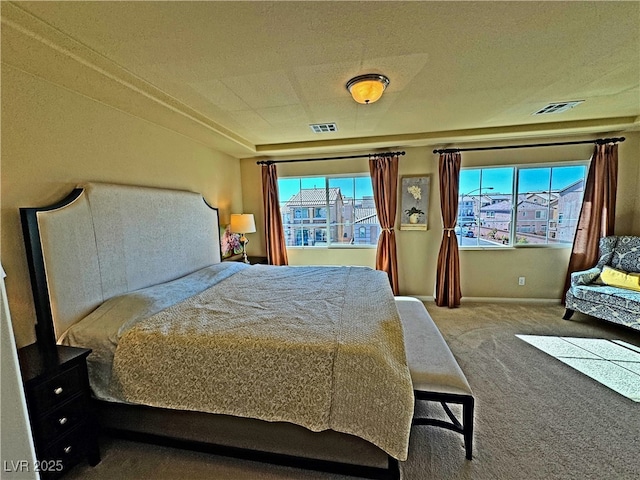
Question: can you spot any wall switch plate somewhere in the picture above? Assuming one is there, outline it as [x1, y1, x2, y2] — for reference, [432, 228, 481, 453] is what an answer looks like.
[518, 277, 526, 286]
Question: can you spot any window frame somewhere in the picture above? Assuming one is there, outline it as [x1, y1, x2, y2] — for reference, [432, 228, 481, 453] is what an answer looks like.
[458, 160, 589, 250]
[278, 173, 380, 249]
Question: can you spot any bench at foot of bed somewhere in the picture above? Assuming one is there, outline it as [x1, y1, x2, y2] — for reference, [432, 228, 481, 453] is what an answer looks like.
[395, 297, 475, 460]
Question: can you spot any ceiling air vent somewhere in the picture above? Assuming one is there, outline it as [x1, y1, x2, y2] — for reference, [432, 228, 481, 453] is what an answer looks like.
[532, 101, 584, 115]
[309, 123, 338, 133]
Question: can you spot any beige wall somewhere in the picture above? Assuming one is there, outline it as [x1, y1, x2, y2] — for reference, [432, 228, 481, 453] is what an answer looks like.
[1, 66, 243, 347]
[1, 273, 38, 479]
[240, 132, 639, 301]
[631, 133, 640, 235]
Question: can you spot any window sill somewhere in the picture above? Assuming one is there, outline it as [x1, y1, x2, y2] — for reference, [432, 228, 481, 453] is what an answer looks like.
[459, 246, 516, 251]
[458, 244, 572, 250]
[286, 245, 377, 250]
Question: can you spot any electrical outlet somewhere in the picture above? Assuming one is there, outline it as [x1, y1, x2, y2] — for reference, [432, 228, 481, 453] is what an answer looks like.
[518, 277, 526, 286]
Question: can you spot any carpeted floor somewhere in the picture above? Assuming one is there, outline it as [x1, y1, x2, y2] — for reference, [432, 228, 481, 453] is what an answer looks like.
[66, 302, 639, 479]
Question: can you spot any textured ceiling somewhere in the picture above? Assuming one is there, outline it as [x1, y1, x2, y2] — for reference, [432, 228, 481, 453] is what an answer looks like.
[9, 1, 640, 157]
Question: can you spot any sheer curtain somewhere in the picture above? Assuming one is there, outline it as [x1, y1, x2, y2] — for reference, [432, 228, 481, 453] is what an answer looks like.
[261, 163, 289, 266]
[435, 152, 462, 307]
[369, 154, 399, 294]
[563, 143, 618, 297]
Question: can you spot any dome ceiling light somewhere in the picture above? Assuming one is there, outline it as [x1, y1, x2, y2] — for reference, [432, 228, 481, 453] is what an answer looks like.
[346, 74, 390, 104]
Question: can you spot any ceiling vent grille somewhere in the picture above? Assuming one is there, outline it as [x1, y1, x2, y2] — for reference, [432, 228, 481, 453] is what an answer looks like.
[309, 123, 338, 133]
[533, 101, 584, 115]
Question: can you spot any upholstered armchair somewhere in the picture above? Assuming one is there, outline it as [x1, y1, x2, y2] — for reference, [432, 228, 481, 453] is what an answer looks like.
[564, 236, 640, 332]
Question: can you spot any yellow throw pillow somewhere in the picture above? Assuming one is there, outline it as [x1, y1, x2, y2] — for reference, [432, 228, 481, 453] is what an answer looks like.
[599, 265, 640, 292]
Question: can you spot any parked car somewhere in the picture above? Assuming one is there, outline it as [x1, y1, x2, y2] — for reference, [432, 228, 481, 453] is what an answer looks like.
[454, 225, 475, 237]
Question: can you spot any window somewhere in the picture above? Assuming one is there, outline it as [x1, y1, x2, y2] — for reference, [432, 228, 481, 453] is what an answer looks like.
[295, 229, 311, 246]
[457, 162, 588, 247]
[278, 175, 381, 247]
[294, 208, 309, 219]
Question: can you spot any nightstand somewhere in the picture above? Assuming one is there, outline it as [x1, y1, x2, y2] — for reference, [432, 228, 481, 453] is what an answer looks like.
[223, 255, 268, 265]
[245, 256, 268, 265]
[18, 344, 100, 479]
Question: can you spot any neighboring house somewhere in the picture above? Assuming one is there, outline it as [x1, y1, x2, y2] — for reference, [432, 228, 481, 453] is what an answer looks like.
[480, 200, 513, 231]
[523, 192, 557, 205]
[353, 207, 379, 245]
[479, 187, 582, 244]
[457, 196, 476, 225]
[556, 180, 584, 242]
[457, 194, 493, 226]
[282, 189, 380, 246]
[548, 196, 560, 239]
[487, 194, 512, 205]
[515, 200, 549, 235]
[281, 188, 344, 246]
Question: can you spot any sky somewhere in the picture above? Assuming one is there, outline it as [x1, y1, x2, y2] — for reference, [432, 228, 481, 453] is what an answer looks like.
[278, 176, 374, 202]
[460, 165, 587, 195]
[278, 164, 588, 202]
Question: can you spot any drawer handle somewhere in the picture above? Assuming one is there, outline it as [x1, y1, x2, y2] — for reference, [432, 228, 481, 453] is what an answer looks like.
[54, 387, 63, 395]
[58, 417, 68, 425]
[63, 446, 72, 454]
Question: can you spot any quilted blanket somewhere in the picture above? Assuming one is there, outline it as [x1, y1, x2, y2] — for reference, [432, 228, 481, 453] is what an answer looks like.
[110, 264, 414, 460]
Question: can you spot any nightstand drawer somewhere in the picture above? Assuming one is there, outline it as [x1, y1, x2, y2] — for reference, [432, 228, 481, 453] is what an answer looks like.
[36, 396, 89, 447]
[39, 426, 88, 479]
[28, 365, 84, 416]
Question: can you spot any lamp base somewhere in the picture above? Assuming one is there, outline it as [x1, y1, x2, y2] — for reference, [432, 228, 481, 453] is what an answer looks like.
[241, 237, 249, 263]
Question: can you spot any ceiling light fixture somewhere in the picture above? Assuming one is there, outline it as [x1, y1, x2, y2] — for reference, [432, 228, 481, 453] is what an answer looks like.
[346, 74, 390, 104]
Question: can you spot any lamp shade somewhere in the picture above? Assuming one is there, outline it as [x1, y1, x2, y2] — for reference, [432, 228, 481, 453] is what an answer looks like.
[230, 214, 256, 234]
[346, 74, 390, 104]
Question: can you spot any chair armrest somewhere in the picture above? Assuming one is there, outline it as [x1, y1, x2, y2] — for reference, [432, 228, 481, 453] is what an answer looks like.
[571, 267, 601, 286]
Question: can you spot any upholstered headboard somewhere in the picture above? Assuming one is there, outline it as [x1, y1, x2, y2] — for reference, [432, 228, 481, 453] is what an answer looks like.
[21, 182, 221, 346]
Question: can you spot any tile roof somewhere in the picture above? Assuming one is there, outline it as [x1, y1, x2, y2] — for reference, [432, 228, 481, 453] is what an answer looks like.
[284, 188, 341, 206]
[517, 200, 549, 211]
[354, 207, 379, 224]
[481, 200, 512, 212]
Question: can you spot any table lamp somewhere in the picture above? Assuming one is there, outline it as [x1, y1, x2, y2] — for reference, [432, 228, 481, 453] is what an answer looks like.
[230, 214, 256, 263]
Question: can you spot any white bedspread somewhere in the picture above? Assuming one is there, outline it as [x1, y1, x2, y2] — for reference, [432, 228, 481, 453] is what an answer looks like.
[62, 262, 246, 401]
[64, 263, 414, 460]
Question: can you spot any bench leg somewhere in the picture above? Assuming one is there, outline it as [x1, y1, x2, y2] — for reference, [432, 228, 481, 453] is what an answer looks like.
[562, 308, 575, 320]
[463, 396, 474, 460]
[413, 392, 475, 460]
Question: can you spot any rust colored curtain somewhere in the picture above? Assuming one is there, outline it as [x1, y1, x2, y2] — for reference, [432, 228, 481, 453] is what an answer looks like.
[435, 152, 462, 307]
[261, 163, 289, 265]
[369, 154, 399, 294]
[562, 143, 618, 298]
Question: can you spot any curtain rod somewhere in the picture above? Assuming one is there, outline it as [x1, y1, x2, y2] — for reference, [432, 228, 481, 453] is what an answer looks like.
[256, 151, 405, 165]
[432, 137, 625, 155]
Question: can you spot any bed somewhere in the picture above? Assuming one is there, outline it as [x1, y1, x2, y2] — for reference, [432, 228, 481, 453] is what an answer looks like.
[20, 182, 417, 479]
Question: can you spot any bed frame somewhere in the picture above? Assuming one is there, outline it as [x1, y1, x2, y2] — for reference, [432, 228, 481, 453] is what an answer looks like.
[20, 182, 399, 479]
